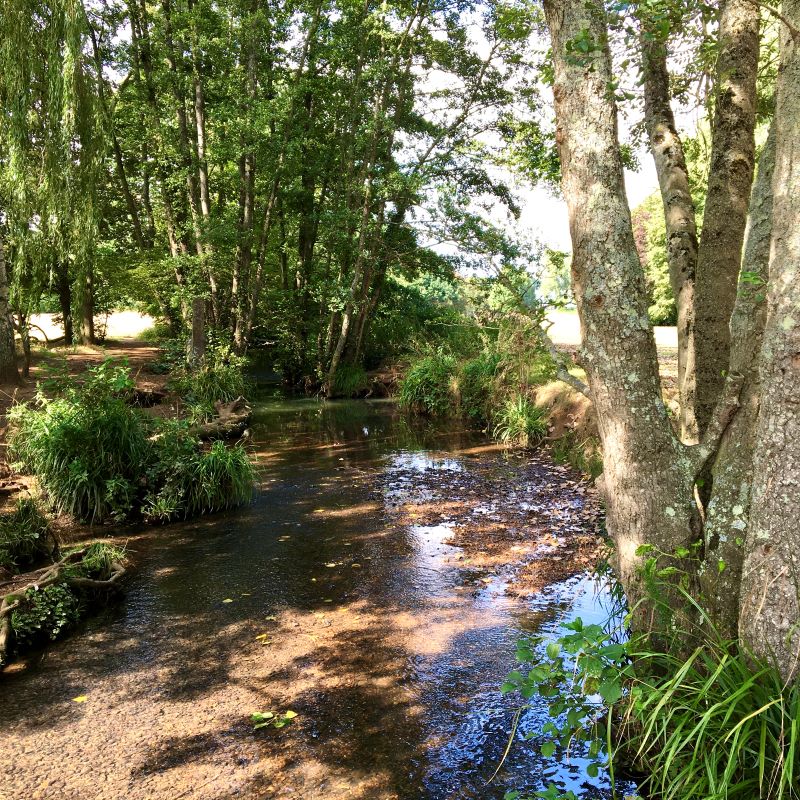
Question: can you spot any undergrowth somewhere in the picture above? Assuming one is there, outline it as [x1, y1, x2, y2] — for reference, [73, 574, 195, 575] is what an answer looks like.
[492, 395, 548, 448]
[501, 573, 800, 800]
[330, 364, 369, 398]
[8, 359, 255, 524]
[398, 352, 457, 415]
[0, 498, 55, 572]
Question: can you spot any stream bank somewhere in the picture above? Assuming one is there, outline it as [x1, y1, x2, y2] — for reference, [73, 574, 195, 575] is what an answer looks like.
[1, 397, 615, 800]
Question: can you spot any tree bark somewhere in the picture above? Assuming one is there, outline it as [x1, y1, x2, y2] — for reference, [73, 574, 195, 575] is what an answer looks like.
[640, 26, 700, 442]
[739, 5, 800, 681]
[543, 0, 699, 621]
[701, 125, 775, 638]
[0, 229, 20, 384]
[694, 0, 760, 434]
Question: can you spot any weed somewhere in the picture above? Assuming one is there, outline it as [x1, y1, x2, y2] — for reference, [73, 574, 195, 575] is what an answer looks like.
[330, 364, 369, 398]
[0, 499, 54, 572]
[10, 584, 82, 647]
[398, 353, 457, 416]
[492, 395, 547, 447]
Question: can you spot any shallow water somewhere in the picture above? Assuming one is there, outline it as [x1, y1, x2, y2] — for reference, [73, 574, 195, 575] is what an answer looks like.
[0, 397, 623, 800]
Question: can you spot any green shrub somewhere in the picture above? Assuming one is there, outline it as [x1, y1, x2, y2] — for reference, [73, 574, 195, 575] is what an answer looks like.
[10, 584, 82, 647]
[0, 499, 54, 572]
[66, 542, 127, 581]
[8, 360, 150, 522]
[137, 321, 173, 342]
[398, 353, 457, 416]
[330, 364, 369, 398]
[144, 428, 254, 523]
[9, 360, 255, 524]
[458, 352, 501, 423]
[168, 339, 250, 410]
[492, 394, 548, 447]
[505, 598, 800, 800]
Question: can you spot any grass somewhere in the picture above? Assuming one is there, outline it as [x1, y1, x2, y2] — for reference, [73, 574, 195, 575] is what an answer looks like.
[0, 498, 54, 572]
[9, 359, 256, 524]
[504, 583, 800, 800]
[492, 394, 548, 447]
[398, 352, 457, 416]
[330, 364, 369, 398]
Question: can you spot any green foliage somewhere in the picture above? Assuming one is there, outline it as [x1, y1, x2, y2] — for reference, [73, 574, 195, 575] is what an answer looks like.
[459, 352, 502, 424]
[251, 710, 298, 731]
[330, 364, 369, 398]
[504, 579, 800, 800]
[10, 584, 82, 647]
[631, 193, 676, 326]
[492, 395, 548, 447]
[0, 498, 54, 572]
[398, 353, 458, 416]
[66, 543, 127, 581]
[9, 360, 255, 524]
[8, 360, 149, 522]
[168, 338, 250, 411]
[143, 431, 254, 524]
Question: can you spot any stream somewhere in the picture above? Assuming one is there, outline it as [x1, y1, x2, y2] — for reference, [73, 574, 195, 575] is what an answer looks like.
[0, 397, 622, 800]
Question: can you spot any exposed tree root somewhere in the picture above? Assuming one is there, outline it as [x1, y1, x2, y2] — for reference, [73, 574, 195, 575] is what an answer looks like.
[0, 548, 127, 664]
[190, 396, 252, 440]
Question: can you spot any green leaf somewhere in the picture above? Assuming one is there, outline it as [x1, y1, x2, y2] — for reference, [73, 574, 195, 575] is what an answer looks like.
[598, 679, 623, 705]
[540, 741, 556, 758]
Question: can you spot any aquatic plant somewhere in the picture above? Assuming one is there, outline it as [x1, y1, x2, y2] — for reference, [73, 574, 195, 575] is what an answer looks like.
[9, 361, 255, 524]
[503, 582, 800, 800]
[8, 360, 150, 522]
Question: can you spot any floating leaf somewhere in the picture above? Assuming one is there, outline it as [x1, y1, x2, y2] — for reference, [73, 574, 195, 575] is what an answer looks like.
[222, 598, 234, 604]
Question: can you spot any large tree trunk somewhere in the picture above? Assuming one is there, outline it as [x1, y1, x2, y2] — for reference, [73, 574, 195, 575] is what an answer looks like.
[694, 0, 759, 434]
[640, 26, 699, 442]
[701, 125, 775, 638]
[543, 0, 699, 620]
[0, 230, 20, 384]
[739, 5, 800, 681]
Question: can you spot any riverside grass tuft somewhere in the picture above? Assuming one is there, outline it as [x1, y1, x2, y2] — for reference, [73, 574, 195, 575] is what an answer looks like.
[502, 581, 800, 800]
[9, 359, 255, 524]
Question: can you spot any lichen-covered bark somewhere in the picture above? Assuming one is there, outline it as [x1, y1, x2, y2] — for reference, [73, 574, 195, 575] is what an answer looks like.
[543, 0, 698, 617]
[641, 28, 699, 443]
[739, 6, 800, 681]
[701, 125, 775, 638]
[695, 0, 759, 433]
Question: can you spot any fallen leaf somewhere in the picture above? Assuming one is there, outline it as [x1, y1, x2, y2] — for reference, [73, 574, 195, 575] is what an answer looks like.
[72, 695, 88, 703]
[351, 563, 362, 569]
[222, 598, 234, 603]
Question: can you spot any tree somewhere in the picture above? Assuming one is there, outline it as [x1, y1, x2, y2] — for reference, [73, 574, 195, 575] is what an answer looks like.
[542, 0, 799, 678]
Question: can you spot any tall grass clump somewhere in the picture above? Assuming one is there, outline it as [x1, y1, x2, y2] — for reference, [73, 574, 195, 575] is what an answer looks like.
[0, 499, 55, 572]
[458, 352, 501, 423]
[492, 394, 547, 447]
[502, 578, 800, 800]
[9, 360, 255, 524]
[143, 424, 254, 523]
[398, 352, 457, 416]
[8, 360, 149, 522]
[330, 363, 369, 398]
[168, 337, 250, 414]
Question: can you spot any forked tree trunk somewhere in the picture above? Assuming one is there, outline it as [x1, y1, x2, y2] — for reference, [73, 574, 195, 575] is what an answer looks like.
[700, 126, 775, 638]
[640, 26, 700, 442]
[739, 5, 800, 681]
[543, 0, 700, 620]
[694, 0, 760, 433]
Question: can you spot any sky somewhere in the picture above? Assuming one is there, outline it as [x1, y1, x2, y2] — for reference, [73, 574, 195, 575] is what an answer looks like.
[515, 157, 659, 251]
